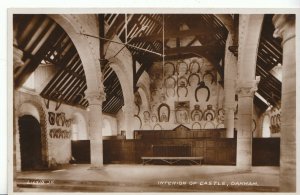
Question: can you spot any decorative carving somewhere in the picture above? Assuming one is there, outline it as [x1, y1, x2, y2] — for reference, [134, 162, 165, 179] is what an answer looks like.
[195, 81, 210, 102]
[236, 78, 260, 97]
[191, 105, 203, 121]
[48, 112, 55, 125]
[175, 101, 190, 124]
[85, 90, 106, 105]
[158, 103, 170, 122]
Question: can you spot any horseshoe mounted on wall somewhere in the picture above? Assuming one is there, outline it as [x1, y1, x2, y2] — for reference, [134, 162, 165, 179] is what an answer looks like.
[176, 60, 189, 75]
[189, 60, 201, 74]
[164, 62, 176, 77]
[158, 103, 170, 122]
[203, 71, 215, 84]
[191, 109, 203, 121]
[188, 73, 201, 86]
[177, 86, 188, 97]
[192, 122, 202, 129]
[166, 88, 176, 97]
[48, 112, 55, 125]
[164, 76, 176, 88]
[134, 115, 142, 129]
[177, 76, 188, 87]
[195, 81, 210, 102]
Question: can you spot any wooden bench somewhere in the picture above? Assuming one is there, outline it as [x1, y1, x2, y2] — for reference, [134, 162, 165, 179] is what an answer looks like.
[141, 156, 204, 165]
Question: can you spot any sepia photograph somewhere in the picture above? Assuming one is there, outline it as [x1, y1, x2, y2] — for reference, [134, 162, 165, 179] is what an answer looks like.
[7, 7, 298, 194]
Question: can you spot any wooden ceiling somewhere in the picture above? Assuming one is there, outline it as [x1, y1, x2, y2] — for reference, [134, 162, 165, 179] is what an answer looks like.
[254, 14, 282, 109]
[13, 14, 283, 114]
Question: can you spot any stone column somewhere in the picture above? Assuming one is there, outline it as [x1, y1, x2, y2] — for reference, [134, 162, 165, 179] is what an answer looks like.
[273, 14, 296, 192]
[86, 90, 106, 168]
[122, 104, 135, 139]
[236, 79, 259, 171]
[224, 33, 238, 138]
[235, 15, 263, 171]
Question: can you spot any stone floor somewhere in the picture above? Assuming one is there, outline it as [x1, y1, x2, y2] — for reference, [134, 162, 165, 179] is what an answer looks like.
[15, 164, 279, 192]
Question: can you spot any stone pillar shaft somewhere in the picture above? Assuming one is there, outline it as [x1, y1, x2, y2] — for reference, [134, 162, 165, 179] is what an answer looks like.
[122, 105, 135, 139]
[86, 91, 105, 168]
[236, 80, 259, 171]
[224, 33, 237, 138]
[273, 14, 296, 192]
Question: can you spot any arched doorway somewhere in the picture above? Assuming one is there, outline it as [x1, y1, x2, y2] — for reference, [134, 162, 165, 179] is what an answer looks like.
[18, 115, 43, 171]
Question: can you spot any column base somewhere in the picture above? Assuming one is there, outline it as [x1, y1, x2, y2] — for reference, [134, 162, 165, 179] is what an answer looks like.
[235, 165, 252, 173]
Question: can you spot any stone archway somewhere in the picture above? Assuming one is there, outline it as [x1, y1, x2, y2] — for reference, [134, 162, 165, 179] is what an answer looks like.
[49, 14, 102, 95]
[16, 101, 48, 171]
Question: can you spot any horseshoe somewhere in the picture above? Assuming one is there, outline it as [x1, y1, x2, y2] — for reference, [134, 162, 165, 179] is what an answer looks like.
[188, 73, 201, 86]
[158, 103, 170, 122]
[189, 60, 201, 73]
[203, 71, 215, 84]
[195, 81, 210, 102]
[164, 76, 176, 88]
[164, 62, 176, 76]
[177, 76, 188, 87]
[177, 86, 188, 97]
[166, 88, 176, 97]
[134, 115, 142, 129]
[191, 109, 203, 121]
[176, 60, 189, 75]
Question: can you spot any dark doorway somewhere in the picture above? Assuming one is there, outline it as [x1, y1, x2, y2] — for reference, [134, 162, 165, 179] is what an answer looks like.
[19, 115, 43, 171]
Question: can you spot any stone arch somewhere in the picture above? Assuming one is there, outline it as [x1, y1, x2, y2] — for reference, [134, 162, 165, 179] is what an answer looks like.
[49, 14, 102, 96]
[108, 57, 134, 106]
[15, 100, 48, 171]
[71, 112, 88, 140]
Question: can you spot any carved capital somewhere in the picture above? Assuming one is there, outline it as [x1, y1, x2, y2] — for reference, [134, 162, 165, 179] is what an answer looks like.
[273, 14, 295, 45]
[85, 90, 106, 105]
[236, 77, 260, 97]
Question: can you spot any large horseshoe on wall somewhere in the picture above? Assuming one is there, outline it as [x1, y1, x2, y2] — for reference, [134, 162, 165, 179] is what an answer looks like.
[195, 82, 210, 102]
